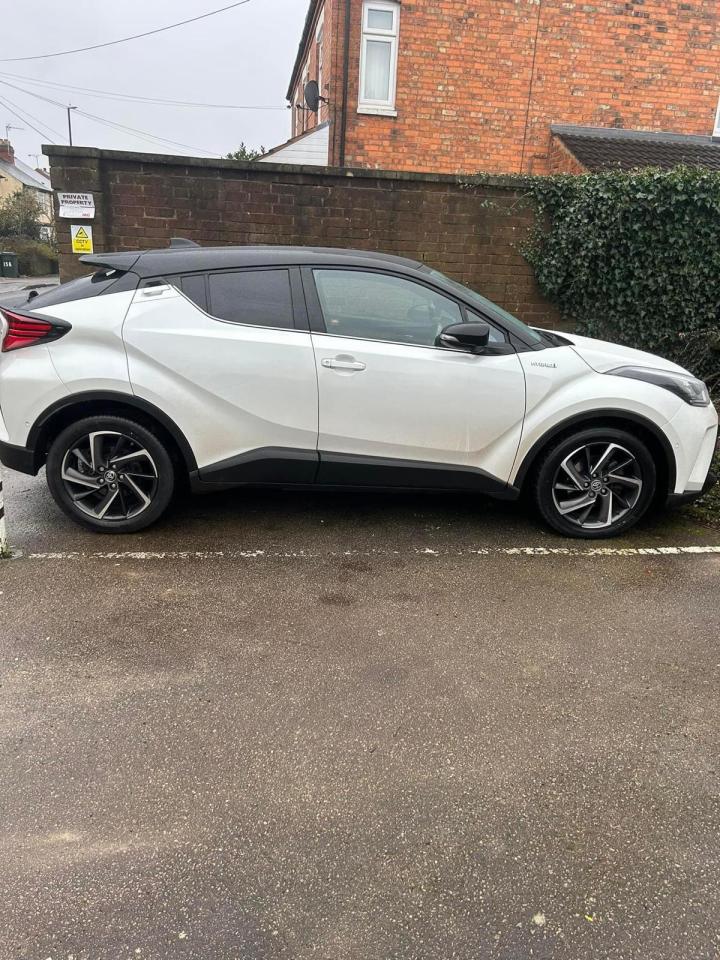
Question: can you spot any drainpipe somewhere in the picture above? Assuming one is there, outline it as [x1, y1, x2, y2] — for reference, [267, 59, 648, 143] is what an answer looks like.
[519, 0, 544, 174]
[338, 0, 352, 167]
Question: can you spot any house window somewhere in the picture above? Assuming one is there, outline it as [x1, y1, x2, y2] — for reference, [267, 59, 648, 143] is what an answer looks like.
[714, 95, 720, 139]
[358, 0, 400, 116]
[316, 17, 324, 105]
[301, 67, 310, 131]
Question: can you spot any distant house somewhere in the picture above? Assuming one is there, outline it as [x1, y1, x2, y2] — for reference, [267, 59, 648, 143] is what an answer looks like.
[0, 138, 53, 237]
[262, 0, 720, 174]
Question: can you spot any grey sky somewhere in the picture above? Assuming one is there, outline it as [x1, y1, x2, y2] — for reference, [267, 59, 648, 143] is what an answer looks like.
[0, 0, 306, 168]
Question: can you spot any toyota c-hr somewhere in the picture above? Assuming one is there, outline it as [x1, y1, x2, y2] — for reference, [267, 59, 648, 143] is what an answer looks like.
[0, 241, 716, 538]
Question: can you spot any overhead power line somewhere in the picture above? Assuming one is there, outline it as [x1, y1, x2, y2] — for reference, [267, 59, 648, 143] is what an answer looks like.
[0, 93, 65, 143]
[0, 78, 219, 156]
[0, 70, 285, 111]
[0, 78, 67, 110]
[74, 108, 221, 157]
[0, 0, 254, 63]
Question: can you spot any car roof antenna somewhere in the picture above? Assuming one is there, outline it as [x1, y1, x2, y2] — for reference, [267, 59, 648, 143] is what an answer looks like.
[169, 237, 200, 248]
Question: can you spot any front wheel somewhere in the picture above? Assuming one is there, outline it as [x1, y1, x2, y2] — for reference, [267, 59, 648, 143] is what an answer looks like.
[46, 416, 175, 533]
[533, 427, 657, 539]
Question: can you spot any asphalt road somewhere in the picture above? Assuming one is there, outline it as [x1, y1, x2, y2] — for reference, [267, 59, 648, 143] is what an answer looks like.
[1, 469, 719, 959]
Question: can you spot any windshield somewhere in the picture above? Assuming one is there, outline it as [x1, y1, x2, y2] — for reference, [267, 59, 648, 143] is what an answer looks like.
[421, 267, 544, 345]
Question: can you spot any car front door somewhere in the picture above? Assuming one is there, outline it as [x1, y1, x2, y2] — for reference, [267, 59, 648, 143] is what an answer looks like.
[305, 267, 527, 491]
[123, 267, 319, 483]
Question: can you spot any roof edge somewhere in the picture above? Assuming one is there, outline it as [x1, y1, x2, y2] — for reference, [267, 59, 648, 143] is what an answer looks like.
[286, 0, 322, 102]
[551, 123, 719, 147]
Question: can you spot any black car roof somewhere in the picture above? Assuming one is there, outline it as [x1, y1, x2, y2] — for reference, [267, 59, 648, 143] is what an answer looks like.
[80, 244, 427, 279]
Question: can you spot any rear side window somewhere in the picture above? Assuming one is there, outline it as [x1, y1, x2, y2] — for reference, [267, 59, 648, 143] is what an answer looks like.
[22, 270, 138, 308]
[148, 274, 208, 311]
[208, 269, 294, 330]
[179, 274, 207, 310]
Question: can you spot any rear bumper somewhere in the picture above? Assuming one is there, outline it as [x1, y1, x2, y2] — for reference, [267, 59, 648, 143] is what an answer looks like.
[0, 438, 37, 475]
[667, 471, 718, 508]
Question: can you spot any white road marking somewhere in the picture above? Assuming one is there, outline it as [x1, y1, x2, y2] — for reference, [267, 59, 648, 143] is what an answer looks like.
[24, 545, 720, 561]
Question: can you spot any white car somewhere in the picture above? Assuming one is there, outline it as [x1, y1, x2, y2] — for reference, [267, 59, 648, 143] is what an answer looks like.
[0, 242, 716, 538]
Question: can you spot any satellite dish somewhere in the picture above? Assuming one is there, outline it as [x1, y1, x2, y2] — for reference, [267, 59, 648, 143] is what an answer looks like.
[304, 80, 321, 113]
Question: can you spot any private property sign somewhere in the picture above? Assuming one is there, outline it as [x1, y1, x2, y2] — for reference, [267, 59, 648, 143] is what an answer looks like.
[58, 192, 95, 219]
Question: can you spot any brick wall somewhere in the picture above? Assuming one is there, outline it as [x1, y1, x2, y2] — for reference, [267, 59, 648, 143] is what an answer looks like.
[287, 0, 720, 175]
[45, 145, 561, 329]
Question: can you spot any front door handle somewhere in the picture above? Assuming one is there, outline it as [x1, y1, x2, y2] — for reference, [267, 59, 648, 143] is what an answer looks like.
[321, 357, 366, 371]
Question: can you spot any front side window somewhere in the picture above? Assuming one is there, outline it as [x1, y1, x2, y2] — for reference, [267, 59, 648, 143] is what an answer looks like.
[313, 269, 462, 346]
[208, 269, 294, 330]
[422, 267, 544, 345]
[359, 1, 400, 114]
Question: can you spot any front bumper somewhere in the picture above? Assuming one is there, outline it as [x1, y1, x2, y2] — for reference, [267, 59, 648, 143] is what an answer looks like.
[667, 471, 718, 508]
[0, 438, 36, 475]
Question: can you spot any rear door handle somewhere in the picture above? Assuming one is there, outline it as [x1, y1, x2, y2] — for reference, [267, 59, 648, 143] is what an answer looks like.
[321, 358, 366, 371]
[141, 286, 170, 297]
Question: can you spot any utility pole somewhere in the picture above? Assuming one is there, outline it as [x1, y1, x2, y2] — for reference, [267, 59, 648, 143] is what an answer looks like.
[66, 105, 77, 146]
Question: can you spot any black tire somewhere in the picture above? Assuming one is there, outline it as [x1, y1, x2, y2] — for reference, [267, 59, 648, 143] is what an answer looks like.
[533, 426, 657, 539]
[46, 416, 175, 533]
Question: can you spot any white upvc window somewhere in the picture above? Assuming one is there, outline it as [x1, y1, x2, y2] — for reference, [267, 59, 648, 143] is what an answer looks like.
[358, 0, 400, 116]
[714, 95, 720, 139]
[316, 15, 324, 99]
[302, 66, 310, 131]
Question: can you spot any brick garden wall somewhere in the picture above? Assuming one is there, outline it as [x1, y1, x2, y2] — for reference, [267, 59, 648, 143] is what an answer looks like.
[45, 145, 562, 329]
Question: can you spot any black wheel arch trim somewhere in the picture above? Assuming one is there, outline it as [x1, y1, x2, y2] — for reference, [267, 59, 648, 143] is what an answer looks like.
[26, 391, 198, 474]
[513, 409, 677, 494]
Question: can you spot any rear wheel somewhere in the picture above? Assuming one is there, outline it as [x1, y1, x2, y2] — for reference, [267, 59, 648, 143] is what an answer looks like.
[533, 427, 657, 539]
[46, 416, 175, 533]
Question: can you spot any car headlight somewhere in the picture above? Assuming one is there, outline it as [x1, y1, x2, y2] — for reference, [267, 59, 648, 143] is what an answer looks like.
[608, 366, 711, 407]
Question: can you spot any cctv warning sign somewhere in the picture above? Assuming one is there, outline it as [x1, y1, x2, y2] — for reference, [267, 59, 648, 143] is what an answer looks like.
[71, 224, 93, 254]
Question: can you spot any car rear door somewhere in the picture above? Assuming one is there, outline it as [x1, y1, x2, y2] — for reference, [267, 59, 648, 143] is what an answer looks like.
[122, 266, 319, 482]
[304, 266, 527, 491]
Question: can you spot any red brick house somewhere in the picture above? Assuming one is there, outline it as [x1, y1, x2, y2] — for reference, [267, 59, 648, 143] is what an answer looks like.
[260, 0, 720, 173]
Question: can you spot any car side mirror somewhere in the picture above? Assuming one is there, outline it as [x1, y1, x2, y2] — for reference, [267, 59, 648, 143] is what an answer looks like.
[437, 321, 490, 353]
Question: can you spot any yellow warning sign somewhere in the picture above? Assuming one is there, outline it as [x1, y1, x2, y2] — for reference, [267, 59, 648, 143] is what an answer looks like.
[71, 224, 94, 254]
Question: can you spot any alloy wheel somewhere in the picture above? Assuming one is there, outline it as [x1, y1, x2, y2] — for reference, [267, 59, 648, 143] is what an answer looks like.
[60, 430, 159, 522]
[551, 441, 643, 530]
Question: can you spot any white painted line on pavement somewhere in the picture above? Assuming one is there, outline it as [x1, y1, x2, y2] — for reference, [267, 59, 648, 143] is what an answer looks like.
[24, 545, 720, 561]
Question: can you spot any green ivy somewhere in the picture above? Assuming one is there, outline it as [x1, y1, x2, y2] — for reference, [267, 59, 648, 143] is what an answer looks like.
[466, 167, 720, 397]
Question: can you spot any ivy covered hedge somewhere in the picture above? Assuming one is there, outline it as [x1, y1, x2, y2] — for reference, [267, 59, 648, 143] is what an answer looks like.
[520, 166, 720, 396]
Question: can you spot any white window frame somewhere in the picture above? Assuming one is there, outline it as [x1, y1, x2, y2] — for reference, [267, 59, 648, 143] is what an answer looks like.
[301, 66, 310, 131]
[316, 13, 324, 100]
[714, 95, 720, 139]
[358, 0, 400, 117]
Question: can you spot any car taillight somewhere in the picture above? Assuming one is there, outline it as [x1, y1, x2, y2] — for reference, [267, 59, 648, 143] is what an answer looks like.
[0, 308, 70, 353]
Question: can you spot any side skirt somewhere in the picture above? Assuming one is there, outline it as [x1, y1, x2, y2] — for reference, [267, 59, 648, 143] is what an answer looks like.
[190, 447, 519, 500]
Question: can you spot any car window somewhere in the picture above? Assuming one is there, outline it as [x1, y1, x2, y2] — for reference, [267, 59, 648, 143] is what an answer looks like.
[179, 274, 207, 310]
[208, 269, 294, 329]
[157, 274, 207, 311]
[23, 269, 137, 308]
[422, 266, 544, 345]
[467, 309, 506, 344]
[313, 269, 462, 346]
